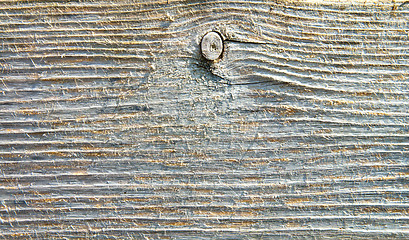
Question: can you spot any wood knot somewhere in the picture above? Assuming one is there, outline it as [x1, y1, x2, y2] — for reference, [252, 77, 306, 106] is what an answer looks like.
[201, 32, 223, 61]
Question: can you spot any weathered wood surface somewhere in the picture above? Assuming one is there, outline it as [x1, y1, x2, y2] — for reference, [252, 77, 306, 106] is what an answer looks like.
[1, 0, 409, 238]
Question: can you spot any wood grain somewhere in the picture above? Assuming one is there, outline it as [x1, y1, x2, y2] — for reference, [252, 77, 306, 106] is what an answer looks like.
[0, 0, 409, 239]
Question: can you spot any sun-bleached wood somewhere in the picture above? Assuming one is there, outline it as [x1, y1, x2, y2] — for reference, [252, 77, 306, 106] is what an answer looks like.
[0, 0, 408, 239]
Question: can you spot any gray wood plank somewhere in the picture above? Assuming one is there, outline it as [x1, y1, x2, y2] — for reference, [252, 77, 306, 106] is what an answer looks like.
[0, 0, 409, 239]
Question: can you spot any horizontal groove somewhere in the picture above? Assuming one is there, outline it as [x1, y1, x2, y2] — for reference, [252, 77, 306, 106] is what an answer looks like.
[248, 89, 409, 107]
[0, 142, 407, 157]
[0, 6, 407, 36]
[0, 94, 127, 106]
[3, 200, 409, 211]
[1, 65, 150, 72]
[0, 0, 405, 23]
[1, 175, 408, 190]
[0, 126, 409, 142]
[0, 0, 395, 13]
[0, 114, 149, 128]
[221, 58, 408, 90]
[0, 30, 194, 42]
[1, 153, 408, 168]
[1, 21, 408, 37]
[0, 102, 151, 114]
[0, 170, 408, 187]
[0, 132, 407, 145]
[251, 104, 409, 116]
[223, 70, 408, 95]
[2, 189, 408, 205]
[0, 120, 405, 137]
[1, 26, 407, 50]
[3, 195, 408, 209]
[262, 10, 409, 30]
[0, 7, 406, 45]
[2, 215, 409, 225]
[0, 140, 107, 147]
[0, 75, 144, 85]
[0, 106, 405, 126]
[4, 47, 404, 80]
[0, 161, 407, 180]
[1, 40, 408, 56]
[0, 119, 405, 136]
[0, 3, 173, 17]
[1, 227, 408, 236]
[0, 139, 406, 153]
[2, 160, 408, 176]
[226, 48, 409, 75]
[251, 117, 409, 127]
[273, 2, 409, 15]
[0, 97, 408, 123]
[0, 39, 188, 48]
[1, 53, 157, 62]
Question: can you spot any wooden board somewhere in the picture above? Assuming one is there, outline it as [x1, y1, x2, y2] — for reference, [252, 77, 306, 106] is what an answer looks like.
[1, 0, 409, 238]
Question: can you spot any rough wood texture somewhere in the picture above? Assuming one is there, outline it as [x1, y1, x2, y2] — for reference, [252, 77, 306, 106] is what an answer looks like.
[1, 0, 409, 239]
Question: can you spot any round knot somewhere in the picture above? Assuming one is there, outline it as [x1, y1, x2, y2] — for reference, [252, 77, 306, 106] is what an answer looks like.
[201, 32, 223, 61]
